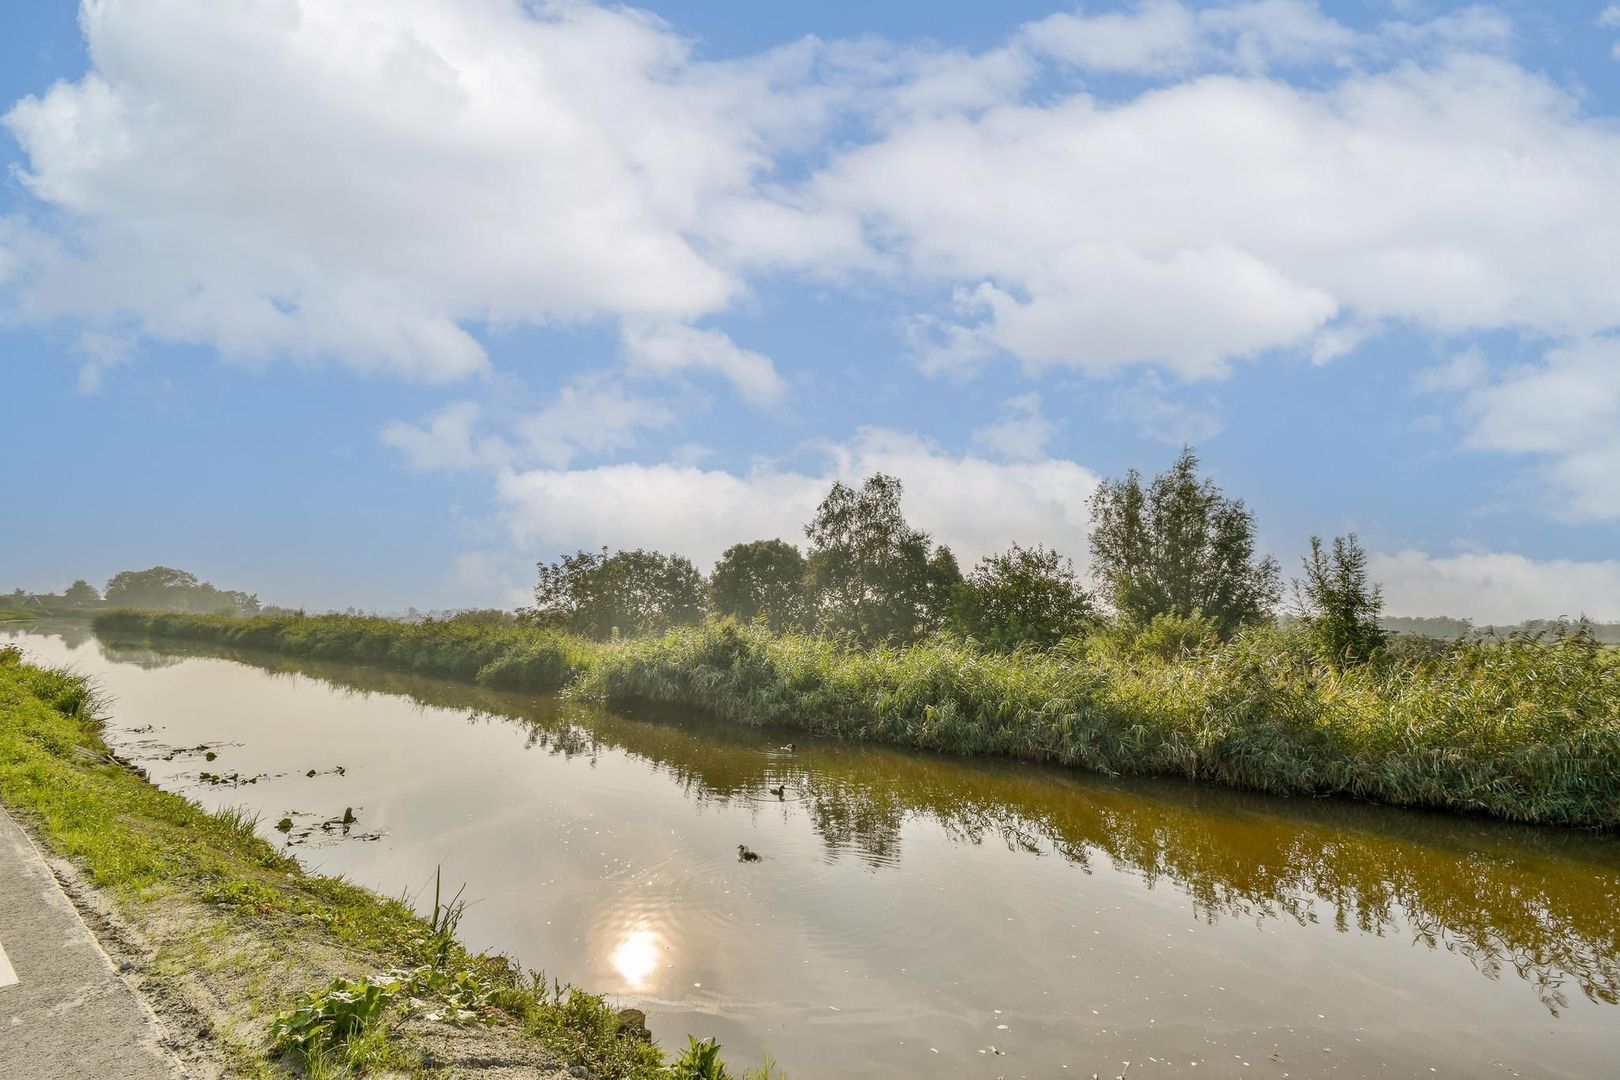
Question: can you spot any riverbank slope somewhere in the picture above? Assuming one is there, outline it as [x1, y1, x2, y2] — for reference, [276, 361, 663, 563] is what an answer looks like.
[0, 644, 765, 1079]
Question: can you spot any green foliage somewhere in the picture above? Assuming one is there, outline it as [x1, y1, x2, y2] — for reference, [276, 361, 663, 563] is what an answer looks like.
[671, 1036, 731, 1079]
[1297, 533, 1387, 667]
[708, 539, 808, 631]
[1089, 446, 1281, 638]
[93, 609, 592, 691]
[1123, 611, 1221, 660]
[103, 565, 259, 615]
[64, 579, 100, 605]
[580, 619, 1620, 827]
[512, 978, 667, 1078]
[804, 474, 956, 643]
[948, 543, 1093, 650]
[531, 547, 706, 639]
[271, 974, 401, 1055]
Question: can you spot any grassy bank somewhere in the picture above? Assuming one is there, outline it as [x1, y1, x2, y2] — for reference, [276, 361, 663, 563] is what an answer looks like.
[0, 644, 775, 1079]
[0, 607, 38, 624]
[92, 610, 1620, 829]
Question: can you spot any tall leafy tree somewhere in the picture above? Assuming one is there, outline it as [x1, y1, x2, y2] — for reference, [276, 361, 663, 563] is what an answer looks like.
[1089, 447, 1280, 638]
[949, 544, 1093, 650]
[804, 474, 954, 642]
[530, 547, 705, 639]
[709, 539, 808, 631]
[1296, 533, 1386, 666]
[102, 566, 259, 615]
[63, 579, 100, 606]
[104, 566, 201, 607]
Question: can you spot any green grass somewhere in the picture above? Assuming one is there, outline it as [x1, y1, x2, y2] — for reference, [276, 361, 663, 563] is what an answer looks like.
[92, 610, 1620, 829]
[0, 644, 765, 1078]
[0, 608, 38, 624]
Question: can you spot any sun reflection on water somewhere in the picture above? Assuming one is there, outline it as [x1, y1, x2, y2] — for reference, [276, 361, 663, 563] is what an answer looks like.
[610, 927, 663, 989]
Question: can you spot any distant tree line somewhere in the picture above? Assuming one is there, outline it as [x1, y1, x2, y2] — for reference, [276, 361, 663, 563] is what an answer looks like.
[1381, 615, 1620, 645]
[523, 446, 1435, 669]
[6, 566, 261, 617]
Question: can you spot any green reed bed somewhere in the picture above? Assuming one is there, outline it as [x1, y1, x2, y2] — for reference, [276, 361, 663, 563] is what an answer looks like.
[94, 611, 1620, 828]
[93, 609, 596, 691]
[583, 622, 1620, 828]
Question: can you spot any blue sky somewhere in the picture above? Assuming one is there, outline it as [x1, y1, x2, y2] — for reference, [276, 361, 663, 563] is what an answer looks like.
[3, 0, 1620, 620]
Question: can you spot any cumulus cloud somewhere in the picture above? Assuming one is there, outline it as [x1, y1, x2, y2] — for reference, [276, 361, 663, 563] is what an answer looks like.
[809, 54, 1620, 379]
[1021, 0, 1355, 76]
[495, 428, 1101, 570]
[971, 393, 1056, 461]
[384, 375, 677, 472]
[514, 376, 677, 468]
[621, 323, 787, 407]
[7, 0, 1619, 393]
[1373, 549, 1620, 624]
[1440, 337, 1620, 521]
[1105, 374, 1224, 444]
[382, 401, 507, 471]
[9, 0, 1620, 542]
[1, 0, 821, 379]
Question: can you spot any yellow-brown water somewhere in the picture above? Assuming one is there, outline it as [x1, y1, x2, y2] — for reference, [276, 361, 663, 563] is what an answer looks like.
[9, 623, 1620, 1078]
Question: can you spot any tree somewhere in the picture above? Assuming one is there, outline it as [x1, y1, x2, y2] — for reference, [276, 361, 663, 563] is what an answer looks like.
[709, 540, 808, 631]
[804, 474, 953, 642]
[102, 566, 258, 615]
[64, 579, 100, 606]
[530, 548, 705, 639]
[104, 566, 201, 608]
[1089, 447, 1280, 638]
[948, 544, 1093, 650]
[1296, 533, 1386, 667]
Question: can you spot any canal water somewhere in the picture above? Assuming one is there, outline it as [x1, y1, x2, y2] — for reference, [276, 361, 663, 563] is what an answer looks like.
[7, 623, 1619, 1078]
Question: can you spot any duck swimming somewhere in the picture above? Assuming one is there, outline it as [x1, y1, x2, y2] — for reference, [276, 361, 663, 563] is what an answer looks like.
[768, 785, 786, 799]
[737, 844, 762, 862]
[779, 742, 796, 753]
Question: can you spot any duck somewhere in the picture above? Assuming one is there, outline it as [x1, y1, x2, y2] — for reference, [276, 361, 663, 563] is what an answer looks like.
[768, 785, 786, 799]
[736, 844, 762, 862]
[779, 742, 796, 753]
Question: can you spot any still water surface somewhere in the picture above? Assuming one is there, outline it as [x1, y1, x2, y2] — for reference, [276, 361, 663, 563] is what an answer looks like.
[8, 624, 1620, 1078]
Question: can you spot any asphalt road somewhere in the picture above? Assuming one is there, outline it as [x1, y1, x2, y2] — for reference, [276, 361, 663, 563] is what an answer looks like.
[0, 803, 181, 1079]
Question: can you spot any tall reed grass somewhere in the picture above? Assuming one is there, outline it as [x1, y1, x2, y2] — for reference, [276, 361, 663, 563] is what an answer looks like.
[93, 609, 594, 690]
[93, 610, 1620, 828]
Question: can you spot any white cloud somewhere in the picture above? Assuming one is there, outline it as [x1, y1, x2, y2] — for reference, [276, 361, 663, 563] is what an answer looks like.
[806, 54, 1620, 379]
[495, 427, 1101, 570]
[384, 376, 677, 472]
[972, 393, 1056, 461]
[71, 329, 133, 393]
[515, 376, 676, 468]
[1416, 348, 1488, 393]
[1105, 374, 1224, 444]
[621, 323, 787, 407]
[6, 2, 1615, 394]
[1373, 549, 1620, 623]
[1445, 337, 1620, 521]
[381, 401, 507, 471]
[1021, 1, 1202, 75]
[1, 0, 820, 379]
[1601, 5, 1620, 29]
